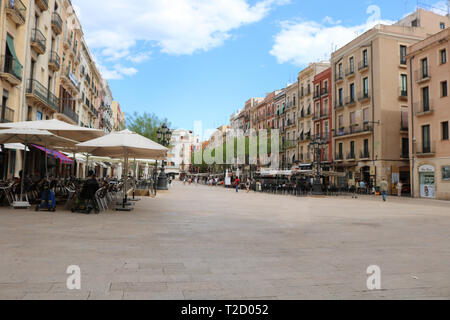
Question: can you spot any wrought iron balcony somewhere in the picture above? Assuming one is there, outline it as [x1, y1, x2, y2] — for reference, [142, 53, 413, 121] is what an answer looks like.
[335, 73, 344, 82]
[5, 0, 26, 25]
[335, 153, 344, 161]
[347, 152, 356, 160]
[48, 51, 60, 72]
[399, 88, 408, 100]
[35, 0, 49, 11]
[345, 96, 357, 106]
[30, 29, 46, 55]
[1, 105, 15, 123]
[360, 150, 370, 159]
[26, 79, 59, 112]
[321, 88, 329, 96]
[358, 59, 369, 71]
[416, 142, 435, 157]
[61, 104, 79, 124]
[334, 123, 373, 138]
[345, 67, 355, 77]
[335, 101, 344, 110]
[1, 55, 23, 86]
[414, 100, 433, 116]
[415, 68, 431, 83]
[358, 90, 371, 102]
[51, 12, 62, 35]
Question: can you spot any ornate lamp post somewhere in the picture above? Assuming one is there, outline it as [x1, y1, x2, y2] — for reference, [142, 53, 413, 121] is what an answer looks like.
[156, 124, 172, 190]
[309, 137, 327, 195]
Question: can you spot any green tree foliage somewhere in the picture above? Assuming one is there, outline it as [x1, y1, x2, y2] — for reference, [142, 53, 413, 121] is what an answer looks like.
[126, 112, 171, 141]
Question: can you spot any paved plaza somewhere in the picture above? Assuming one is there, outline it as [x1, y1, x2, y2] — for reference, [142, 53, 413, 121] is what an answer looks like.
[0, 182, 449, 300]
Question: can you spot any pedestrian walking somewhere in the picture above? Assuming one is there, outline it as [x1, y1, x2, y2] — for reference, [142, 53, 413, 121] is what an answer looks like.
[245, 180, 250, 193]
[397, 181, 403, 197]
[235, 177, 241, 193]
[381, 177, 389, 202]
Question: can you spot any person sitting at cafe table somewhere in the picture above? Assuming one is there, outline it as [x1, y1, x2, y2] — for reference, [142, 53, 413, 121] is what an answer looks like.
[80, 170, 100, 214]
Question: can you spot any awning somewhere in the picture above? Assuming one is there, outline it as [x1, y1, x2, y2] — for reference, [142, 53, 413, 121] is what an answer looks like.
[1, 143, 29, 151]
[6, 34, 23, 79]
[31, 144, 73, 164]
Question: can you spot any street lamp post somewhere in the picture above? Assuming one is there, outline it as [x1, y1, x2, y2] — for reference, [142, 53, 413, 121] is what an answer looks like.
[157, 124, 172, 190]
[309, 137, 327, 195]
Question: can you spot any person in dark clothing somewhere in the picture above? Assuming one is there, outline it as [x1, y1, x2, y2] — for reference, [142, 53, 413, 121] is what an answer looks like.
[80, 171, 100, 214]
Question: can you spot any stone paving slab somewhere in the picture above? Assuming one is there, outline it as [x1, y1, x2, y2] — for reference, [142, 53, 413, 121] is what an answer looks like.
[0, 182, 449, 299]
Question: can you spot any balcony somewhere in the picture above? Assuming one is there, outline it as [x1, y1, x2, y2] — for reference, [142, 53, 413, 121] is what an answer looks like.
[360, 150, 370, 160]
[335, 101, 344, 110]
[335, 153, 344, 162]
[345, 67, 355, 78]
[283, 140, 297, 149]
[321, 87, 329, 96]
[61, 105, 79, 124]
[414, 100, 433, 116]
[314, 133, 330, 142]
[416, 142, 435, 157]
[399, 88, 408, 101]
[26, 79, 59, 113]
[51, 12, 62, 35]
[63, 35, 72, 50]
[0, 55, 23, 86]
[358, 90, 371, 102]
[5, 0, 26, 25]
[286, 119, 296, 128]
[35, 0, 49, 11]
[30, 29, 46, 55]
[334, 123, 373, 138]
[345, 96, 357, 107]
[400, 58, 407, 67]
[48, 51, 60, 72]
[61, 68, 80, 94]
[313, 90, 321, 100]
[335, 73, 344, 83]
[1, 106, 15, 123]
[347, 152, 356, 161]
[358, 59, 369, 72]
[415, 68, 431, 83]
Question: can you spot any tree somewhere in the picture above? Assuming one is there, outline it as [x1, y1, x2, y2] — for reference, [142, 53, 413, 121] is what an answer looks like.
[127, 112, 171, 141]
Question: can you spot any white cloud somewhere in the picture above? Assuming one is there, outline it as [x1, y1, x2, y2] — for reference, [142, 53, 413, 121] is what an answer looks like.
[270, 6, 394, 66]
[73, 0, 287, 79]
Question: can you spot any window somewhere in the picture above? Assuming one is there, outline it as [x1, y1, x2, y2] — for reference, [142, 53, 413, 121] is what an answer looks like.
[440, 22, 446, 30]
[422, 125, 431, 153]
[422, 86, 430, 111]
[363, 108, 370, 123]
[338, 115, 344, 129]
[349, 57, 354, 73]
[441, 49, 447, 64]
[421, 58, 428, 78]
[442, 121, 449, 140]
[350, 83, 355, 101]
[350, 112, 356, 125]
[364, 139, 369, 155]
[338, 143, 343, 158]
[338, 88, 343, 105]
[338, 63, 343, 77]
[27, 106, 33, 121]
[350, 141, 355, 158]
[412, 19, 419, 27]
[441, 81, 448, 97]
[443, 166, 450, 181]
[400, 45, 407, 64]
[401, 107, 408, 130]
[401, 74, 408, 96]
[363, 50, 368, 66]
[402, 138, 409, 158]
[363, 77, 369, 96]
[36, 111, 42, 120]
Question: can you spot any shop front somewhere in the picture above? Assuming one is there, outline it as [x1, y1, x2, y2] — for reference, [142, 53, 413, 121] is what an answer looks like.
[419, 165, 435, 199]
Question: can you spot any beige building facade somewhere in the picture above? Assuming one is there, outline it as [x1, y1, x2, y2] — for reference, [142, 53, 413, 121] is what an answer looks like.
[331, 9, 450, 194]
[407, 27, 450, 200]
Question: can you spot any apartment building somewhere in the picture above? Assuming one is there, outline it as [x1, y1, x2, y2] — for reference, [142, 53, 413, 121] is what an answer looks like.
[111, 101, 125, 131]
[244, 97, 262, 134]
[407, 27, 450, 200]
[284, 82, 298, 166]
[101, 79, 113, 133]
[331, 9, 450, 193]
[297, 62, 329, 166]
[167, 129, 199, 178]
[313, 68, 332, 166]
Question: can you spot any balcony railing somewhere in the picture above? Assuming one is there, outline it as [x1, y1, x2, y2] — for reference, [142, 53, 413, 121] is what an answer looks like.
[334, 123, 373, 138]
[313, 90, 321, 100]
[358, 59, 369, 71]
[358, 90, 371, 102]
[335, 153, 344, 161]
[416, 141, 436, 156]
[6, 0, 26, 25]
[62, 68, 80, 92]
[48, 51, 60, 71]
[345, 96, 357, 106]
[30, 28, 46, 54]
[1, 55, 23, 81]
[26, 79, 59, 112]
[360, 150, 370, 159]
[51, 12, 62, 34]
[1, 105, 15, 123]
[399, 88, 408, 100]
[35, 0, 49, 11]
[335, 101, 344, 110]
[414, 100, 433, 115]
[62, 104, 79, 124]
[347, 152, 356, 160]
[415, 68, 431, 82]
[345, 67, 355, 77]
[321, 88, 329, 96]
[335, 73, 344, 82]
[314, 133, 330, 142]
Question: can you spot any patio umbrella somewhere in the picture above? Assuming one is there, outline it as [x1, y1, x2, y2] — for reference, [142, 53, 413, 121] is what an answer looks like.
[76, 129, 168, 210]
[0, 119, 104, 177]
[0, 128, 77, 208]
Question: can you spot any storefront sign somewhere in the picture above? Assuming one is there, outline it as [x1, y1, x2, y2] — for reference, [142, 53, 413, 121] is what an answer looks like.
[419, 165, 435, 173]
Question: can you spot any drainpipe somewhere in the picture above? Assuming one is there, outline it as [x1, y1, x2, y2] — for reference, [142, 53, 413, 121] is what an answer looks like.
[410, 55, 416, 198]
[369, 41, 376, 186]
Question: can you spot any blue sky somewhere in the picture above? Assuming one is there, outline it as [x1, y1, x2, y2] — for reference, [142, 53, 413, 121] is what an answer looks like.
[73, 0, 448, 131]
